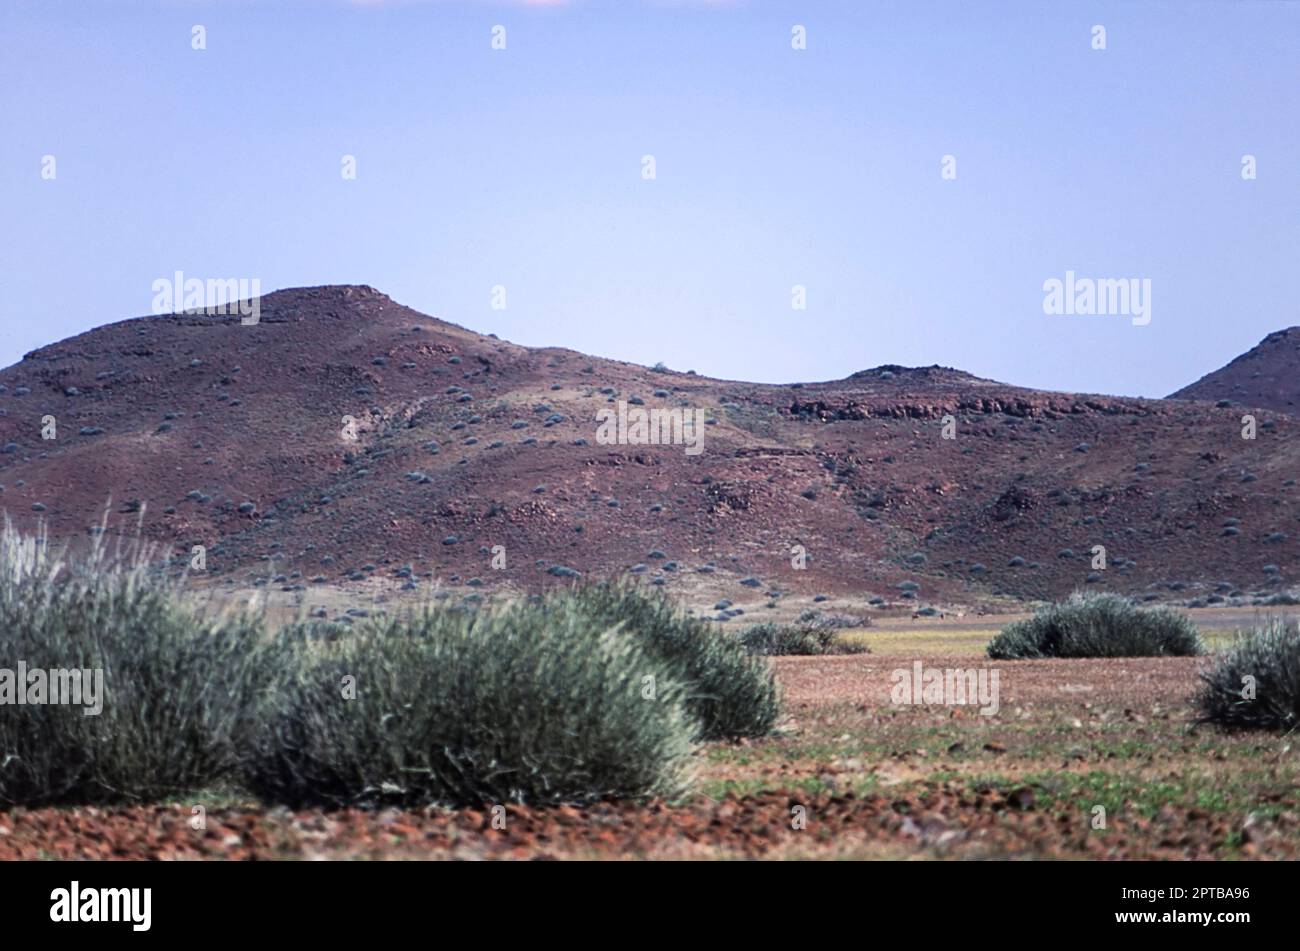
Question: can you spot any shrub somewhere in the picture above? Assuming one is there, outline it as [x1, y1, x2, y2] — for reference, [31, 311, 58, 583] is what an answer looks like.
[738, 621, 869, 657]
[796, 608, 869, 629]
[1195, 618, 1300, 731]
[1258, 592, 1300, 607]
[986, 591, 1204, 659]
[0, 520, 275, 805]
[563, 584, 780, 740]
[738, 622, 823, 656]
[244, 598, 696, 807]
[739, 623, 818, 655]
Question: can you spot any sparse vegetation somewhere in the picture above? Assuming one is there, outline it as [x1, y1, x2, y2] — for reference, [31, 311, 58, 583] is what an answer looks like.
[987, 592, 1204, 659]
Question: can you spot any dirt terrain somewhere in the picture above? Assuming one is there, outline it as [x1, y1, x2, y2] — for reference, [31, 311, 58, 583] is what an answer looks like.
[0, 285, 1297, 614]
[3, 620, 1296, 861]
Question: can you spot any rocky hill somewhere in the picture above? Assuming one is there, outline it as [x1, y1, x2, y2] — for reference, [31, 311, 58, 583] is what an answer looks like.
[0, 286, 1296, 609]
[1170, 327, 1300, 413]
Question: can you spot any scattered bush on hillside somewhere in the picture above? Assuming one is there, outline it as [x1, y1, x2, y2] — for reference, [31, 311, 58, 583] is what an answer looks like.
[797, 608, 870, 630]
[1195, 617, 1300, 732]
[1258, 592, 1300, 607]
[987, 591, 1204, 659]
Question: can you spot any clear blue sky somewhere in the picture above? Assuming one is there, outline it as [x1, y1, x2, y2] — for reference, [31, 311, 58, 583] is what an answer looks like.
[2, 0, 1296, 397]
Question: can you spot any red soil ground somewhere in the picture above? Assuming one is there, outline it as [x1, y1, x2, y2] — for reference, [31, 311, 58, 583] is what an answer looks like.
[3, 651, 1295, 860]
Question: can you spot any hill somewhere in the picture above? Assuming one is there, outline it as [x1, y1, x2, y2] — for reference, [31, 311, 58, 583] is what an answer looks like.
[1170, 327, 1300, 413]
[1, 285, 1296, 609]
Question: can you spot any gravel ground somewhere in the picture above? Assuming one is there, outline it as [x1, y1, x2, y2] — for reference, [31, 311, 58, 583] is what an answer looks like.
[3, 653, 1297, 860]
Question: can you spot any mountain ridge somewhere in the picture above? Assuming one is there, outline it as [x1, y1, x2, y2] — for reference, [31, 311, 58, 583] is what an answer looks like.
[0, 286, 1295, 610]
[1169, 326, 1300, 413]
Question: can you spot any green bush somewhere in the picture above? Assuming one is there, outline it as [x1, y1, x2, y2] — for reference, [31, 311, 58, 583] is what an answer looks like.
[737, 621, 870, 656]
[1195, 617, 1300, 731]
[562, 584, 780, 739]
[986, 591, 1204, 659]
[0, 520, 778, 808]
[0, 520, 275, 805]
[244, 598, 696, 807]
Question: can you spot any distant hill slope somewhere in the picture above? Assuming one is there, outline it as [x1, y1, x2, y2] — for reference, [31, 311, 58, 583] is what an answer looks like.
[1, 286, 1296, 605]
[1170, 328, 1300, 413]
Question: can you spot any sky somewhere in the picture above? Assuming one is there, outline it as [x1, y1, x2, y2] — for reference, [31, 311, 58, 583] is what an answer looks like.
[1, 0, 1297, 398]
